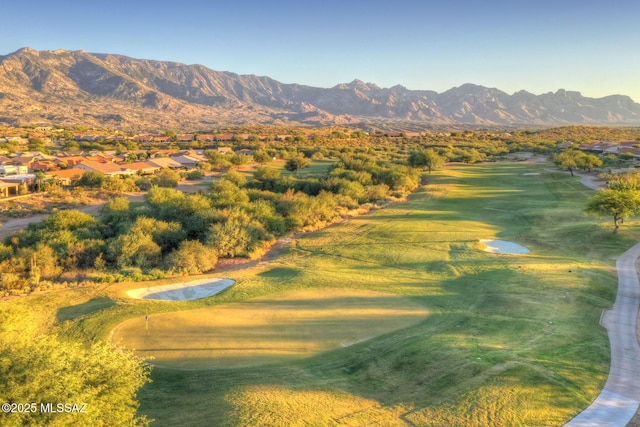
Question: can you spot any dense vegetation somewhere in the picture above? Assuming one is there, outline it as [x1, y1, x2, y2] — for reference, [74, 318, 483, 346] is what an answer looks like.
[0, 336, 151, 427]
[1, 151, 422, 292]
[5, 124, 640, 294]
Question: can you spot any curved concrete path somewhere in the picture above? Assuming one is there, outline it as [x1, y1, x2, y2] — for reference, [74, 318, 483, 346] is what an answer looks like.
[564, 241, 640, 426]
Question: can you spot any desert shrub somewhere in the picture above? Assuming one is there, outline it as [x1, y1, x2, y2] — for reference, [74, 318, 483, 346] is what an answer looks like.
[135, 177, 153, 190]
[153, 169, 181, 187]
[206, 208, 274, 258]
[0, 243, 13, 262]
[165, 240, 218, 274]
[107, 229, 162, 270]
[209, 180, 250, 207]
[0, 336, 151, 427]
[224, 169, 247, 187]
[186, 170, 204, 180]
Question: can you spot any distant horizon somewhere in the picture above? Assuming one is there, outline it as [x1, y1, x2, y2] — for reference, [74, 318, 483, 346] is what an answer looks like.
[3, 1, 639, 104]
[5, 46, 639, 104]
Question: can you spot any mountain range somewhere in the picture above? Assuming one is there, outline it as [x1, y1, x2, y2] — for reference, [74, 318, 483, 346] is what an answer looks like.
[1, 47, 639, 131]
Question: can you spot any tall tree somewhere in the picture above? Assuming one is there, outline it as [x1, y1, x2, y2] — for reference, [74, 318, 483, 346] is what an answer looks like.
[577, 153, 603, 172]
[553, 150, 583, 176]
[0, 336, 151, 426]
[34, 170, 46, 192]
[585, 188, 640, 233]
[408, 149, 444, 173]
[285, 156, 311, 175]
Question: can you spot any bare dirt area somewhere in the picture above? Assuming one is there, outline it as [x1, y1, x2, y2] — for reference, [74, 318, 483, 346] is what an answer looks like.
[0, 191, 146, 241]
[0, 177, 214, 241]
[0, 192, 108, 240]
[213, 237, 296, 273]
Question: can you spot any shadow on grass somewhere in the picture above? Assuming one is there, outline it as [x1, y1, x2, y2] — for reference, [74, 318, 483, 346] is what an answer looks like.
[257, 267, 302, 279]
[56, 296, 116, 322]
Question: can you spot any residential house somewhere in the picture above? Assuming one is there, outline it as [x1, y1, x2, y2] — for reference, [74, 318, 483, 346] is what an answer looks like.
[176, 134, 194, 143]
[148, 150, 179, 160]
[176, 150, 208, 161]
[214, 133, 234, 142]
[85, 153, 122, 163]
[133, 135, 153, 143]
[0, 180, 22, 198]
[47, 169, 86, 186]
[125, 161, 161, 175]
[0, 165, 29, 176]
[146, 157, 184, 169]
[154, 136, 172, 144]
[169, 155, 202, 168]
[56, 155, 88, 167]
[403, 132, 422, 138]
[10, 156, 42, 171]
[106, 135, 127, 143]
[196, 134, 215, 142]
[53, 151, 85, 158]
[29, 160, 59, 172]
[74, 160, 136, 177]
[0, 175, 34, 191]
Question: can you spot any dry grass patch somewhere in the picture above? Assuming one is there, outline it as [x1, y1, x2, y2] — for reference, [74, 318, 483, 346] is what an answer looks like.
[112, 288, 428, 369]
[226, 385, 409, 427]
[405, 365, 578, 427]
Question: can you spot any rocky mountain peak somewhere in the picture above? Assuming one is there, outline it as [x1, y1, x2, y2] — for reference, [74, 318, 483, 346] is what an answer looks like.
[0, 47, 639, 130]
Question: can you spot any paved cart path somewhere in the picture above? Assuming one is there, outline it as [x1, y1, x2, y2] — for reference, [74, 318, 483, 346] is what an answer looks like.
[564, 241, 640, 426]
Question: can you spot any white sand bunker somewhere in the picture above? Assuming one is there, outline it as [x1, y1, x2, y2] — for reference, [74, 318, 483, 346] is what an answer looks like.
[523, 172, 540, 176]
[480, 239, 530, 254]
[126, 278, 235, 301]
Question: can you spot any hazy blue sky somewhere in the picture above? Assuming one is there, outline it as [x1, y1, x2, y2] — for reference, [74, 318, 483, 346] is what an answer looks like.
[3, 0, 639, 101]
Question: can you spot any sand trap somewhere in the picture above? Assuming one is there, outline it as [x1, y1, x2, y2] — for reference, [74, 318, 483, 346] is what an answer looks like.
[480, 239, 530, 254]
[523, 172, 540, 176]
[126, 278, 235, 301]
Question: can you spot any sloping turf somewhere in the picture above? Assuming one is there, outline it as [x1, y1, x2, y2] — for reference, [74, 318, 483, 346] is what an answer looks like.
[112, 288, 428, 369]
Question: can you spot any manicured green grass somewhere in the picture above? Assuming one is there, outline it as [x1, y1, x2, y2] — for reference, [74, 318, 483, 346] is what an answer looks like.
[56, 296, 116, 322]
[283, 159, 336, 177]
[3, 161, 639, 426]
[112, 288, 428, 369]
[233, 159, 336, 181]
[264, 158, 336, 176]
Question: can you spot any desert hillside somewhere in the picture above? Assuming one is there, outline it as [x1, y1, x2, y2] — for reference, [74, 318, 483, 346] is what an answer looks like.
[1, 48, 639, 131]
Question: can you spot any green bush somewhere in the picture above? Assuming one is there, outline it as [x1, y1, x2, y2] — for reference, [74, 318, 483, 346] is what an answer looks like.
[165, 240, 218, 274]
[186, 170, 204, 180]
